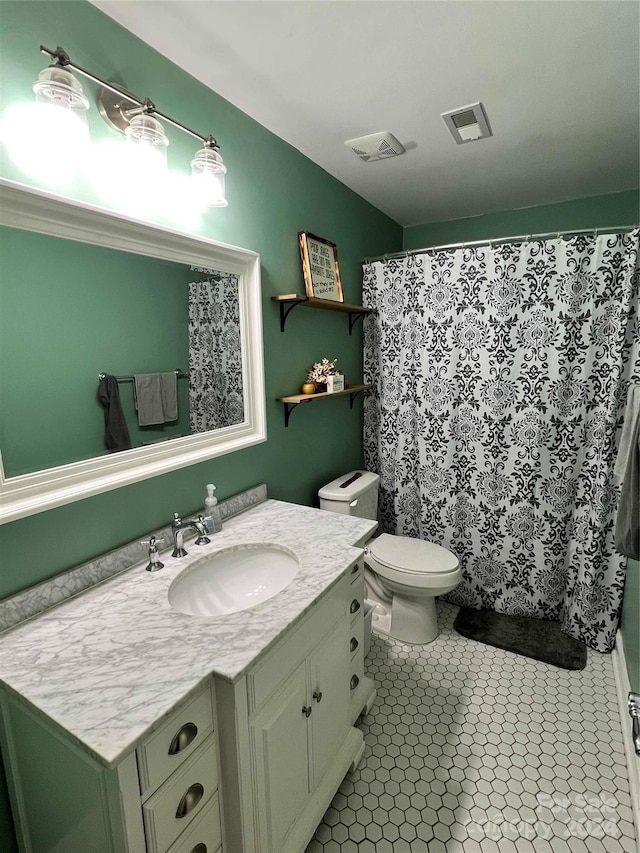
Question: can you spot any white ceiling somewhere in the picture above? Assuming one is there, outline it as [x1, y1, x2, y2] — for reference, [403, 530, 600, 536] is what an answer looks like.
[91, 0, 639, 227]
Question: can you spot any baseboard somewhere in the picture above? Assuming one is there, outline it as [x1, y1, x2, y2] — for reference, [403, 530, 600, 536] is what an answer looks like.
[612, 630, 640, 853]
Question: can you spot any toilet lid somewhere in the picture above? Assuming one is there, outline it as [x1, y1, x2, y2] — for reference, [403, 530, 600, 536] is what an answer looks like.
[368, 533, 459, 574]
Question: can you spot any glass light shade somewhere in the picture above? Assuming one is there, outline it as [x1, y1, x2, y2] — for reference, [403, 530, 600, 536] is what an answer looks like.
[88, 139, 167, 217]
[124, 114, 169, 177]
[190, 146, 227, 208]
[0, 66, 90, 185]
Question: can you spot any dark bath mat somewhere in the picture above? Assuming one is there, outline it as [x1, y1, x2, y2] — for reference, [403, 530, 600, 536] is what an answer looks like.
[453, 607, 587, 670]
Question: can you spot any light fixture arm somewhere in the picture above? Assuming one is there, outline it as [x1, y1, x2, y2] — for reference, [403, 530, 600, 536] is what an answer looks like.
[39, 44, 220, 150]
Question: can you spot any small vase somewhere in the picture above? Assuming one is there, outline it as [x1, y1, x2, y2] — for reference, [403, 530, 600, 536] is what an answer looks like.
[301, 382, 316, 395]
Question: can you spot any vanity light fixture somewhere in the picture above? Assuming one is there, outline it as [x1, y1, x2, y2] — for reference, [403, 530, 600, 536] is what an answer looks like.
[190, 141, 228, 208]
[1, 61, 91, 184]
[4, 45, 228, 209]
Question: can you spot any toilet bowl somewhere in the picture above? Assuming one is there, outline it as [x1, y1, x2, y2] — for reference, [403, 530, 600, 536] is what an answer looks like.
[364, 533, 461, 644]
[318, 471, 461, 644]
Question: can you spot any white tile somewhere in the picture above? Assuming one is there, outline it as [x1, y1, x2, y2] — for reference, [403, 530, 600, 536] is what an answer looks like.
[306, 603, 636, 852]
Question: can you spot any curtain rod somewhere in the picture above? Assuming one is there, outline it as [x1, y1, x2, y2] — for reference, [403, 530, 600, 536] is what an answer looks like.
[364, 224, 639, 264]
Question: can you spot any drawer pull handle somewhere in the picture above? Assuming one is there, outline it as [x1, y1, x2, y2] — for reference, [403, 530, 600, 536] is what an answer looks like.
[302, 705, 312, 717]
[168, 722, 198, 755]
[350, 674, 360, 690]
[175, 783, 204, 819]
[350, 637, 359, 652]
[351, 563, 360, 575]
[191, 845, 207, 853]
[350, 599, 361, 614]
[313, 691, 323, 703]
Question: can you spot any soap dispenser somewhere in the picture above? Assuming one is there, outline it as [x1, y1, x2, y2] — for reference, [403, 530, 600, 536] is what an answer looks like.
[204, 483, 222, 534]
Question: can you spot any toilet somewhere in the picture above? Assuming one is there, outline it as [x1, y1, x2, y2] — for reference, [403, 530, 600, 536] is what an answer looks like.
[318, 471, 461, 644]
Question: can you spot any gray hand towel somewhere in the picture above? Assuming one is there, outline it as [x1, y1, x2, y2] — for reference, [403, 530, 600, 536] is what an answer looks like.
[134, 373, 178, 426]
[615, 385, 640, 484]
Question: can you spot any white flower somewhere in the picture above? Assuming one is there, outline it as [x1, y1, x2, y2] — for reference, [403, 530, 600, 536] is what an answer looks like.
[307, 357, 338, 385]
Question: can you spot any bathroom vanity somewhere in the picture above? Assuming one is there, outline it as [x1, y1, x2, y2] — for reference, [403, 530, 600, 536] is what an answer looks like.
[0, 499, 377, 853]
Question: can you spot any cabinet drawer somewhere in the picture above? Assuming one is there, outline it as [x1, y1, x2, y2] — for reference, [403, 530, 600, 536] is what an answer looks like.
[138, 687, 214, 799]
[350, 557, 363, 583]
[165, 790, 222, 853]
[350, 646, 364, 692]
[142, 734, 218, 853]
[348, 585, 363, 619]
[349, 614, 364, 661]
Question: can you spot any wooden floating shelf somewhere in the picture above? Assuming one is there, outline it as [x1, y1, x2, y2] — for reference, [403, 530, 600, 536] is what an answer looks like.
[276, 384, 372, 427]
[271, 294, 372, 334]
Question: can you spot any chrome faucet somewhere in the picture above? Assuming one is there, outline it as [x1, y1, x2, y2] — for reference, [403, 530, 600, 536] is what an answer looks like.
[171, 512, 210, 557]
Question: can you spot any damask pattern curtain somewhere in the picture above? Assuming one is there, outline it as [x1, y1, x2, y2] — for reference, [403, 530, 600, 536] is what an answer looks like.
[188, 268, 243, 432]
[362, 231, 639, 652]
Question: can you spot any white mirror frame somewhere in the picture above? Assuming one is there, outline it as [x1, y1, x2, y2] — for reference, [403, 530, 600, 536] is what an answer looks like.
[0, 179, 266, 524]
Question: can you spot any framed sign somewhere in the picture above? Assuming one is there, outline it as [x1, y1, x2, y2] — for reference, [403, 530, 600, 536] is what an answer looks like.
[298, 231, 344, 302]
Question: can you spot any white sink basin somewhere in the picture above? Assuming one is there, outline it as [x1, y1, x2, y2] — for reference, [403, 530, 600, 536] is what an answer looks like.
[168, 543, 299, 617]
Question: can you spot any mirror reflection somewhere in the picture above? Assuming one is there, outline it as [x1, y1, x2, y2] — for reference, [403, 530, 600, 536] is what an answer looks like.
[0, 227, 243, 478]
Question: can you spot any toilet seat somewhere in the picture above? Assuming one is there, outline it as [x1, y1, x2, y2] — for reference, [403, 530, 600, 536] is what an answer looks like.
[368, 533, 459, 575]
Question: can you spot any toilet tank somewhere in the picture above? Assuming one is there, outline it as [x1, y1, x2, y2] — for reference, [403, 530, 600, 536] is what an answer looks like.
[318, 471, 380, 520]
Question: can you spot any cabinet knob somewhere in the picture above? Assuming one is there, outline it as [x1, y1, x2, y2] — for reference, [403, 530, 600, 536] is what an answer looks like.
[191, 845, 207, 853]
[302, 705, 312, 717]
[350, 599, 361, 614]
[313, 691, 323, 703]
[168, 722, 198, 755]
[350, 674, 360, 691]
[175, 782, 204, 819]
[350, 637, 359, 653]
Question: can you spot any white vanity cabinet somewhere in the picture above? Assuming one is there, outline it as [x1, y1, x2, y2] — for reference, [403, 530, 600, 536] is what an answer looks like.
[0, 682, 223, 853]
[215, 562, 367, 853]
[0, 547, 375, 853]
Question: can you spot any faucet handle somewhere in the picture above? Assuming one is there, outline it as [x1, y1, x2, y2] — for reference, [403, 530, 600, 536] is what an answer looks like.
[194, 515, 211, 546]
[141, 536, 165, 547]
[141, 536, 165, 572]
[172, 512, 182, 526]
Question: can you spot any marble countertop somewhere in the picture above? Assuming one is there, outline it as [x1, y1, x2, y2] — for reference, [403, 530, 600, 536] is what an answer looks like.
[0, 500, 376, 767]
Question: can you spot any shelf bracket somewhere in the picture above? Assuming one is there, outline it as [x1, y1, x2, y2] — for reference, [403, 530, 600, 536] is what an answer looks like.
[277, 299, 307, 333]
[349, 388, 368, 409]
[348, 311, 366, 335]
[283, 400, 304, 427]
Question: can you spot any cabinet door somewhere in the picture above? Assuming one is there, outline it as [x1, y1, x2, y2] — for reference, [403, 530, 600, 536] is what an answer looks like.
[249, 661, 310, 853]
[308, 620, 350, 789]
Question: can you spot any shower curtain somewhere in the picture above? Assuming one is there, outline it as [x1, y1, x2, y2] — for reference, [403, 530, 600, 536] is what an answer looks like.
[188, 268, 243, 432]
[363, 230, 639, 652]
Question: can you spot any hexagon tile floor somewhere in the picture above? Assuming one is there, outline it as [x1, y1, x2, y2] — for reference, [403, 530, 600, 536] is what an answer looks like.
[306, 602, 636, 853]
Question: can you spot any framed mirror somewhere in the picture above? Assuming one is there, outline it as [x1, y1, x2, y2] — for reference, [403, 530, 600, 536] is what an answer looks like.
[0, 179, 266, 523]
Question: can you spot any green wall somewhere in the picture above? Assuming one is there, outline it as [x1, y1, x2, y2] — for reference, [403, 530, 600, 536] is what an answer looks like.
[0, 3, 402, 849]
[0, 0, 402, 593]
[403, 189, 639, 250]
[0, 228, 192, 475]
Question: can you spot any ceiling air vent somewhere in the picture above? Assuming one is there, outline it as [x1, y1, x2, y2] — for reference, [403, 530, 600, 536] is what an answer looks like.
[442, 102, 492, 144]
[344, 131, 406, 162]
